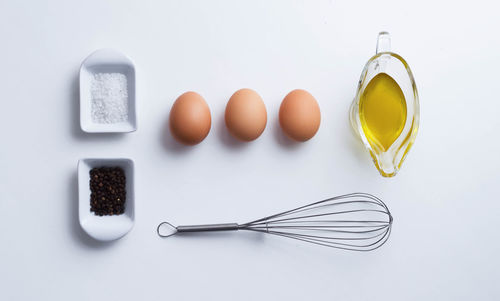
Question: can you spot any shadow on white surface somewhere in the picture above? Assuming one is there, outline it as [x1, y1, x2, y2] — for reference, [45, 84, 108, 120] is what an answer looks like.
[216, 114, 248, 149]
[166, 228, 266, 243]
[68, 171, 118, 249]
[69, 74, 125, 142]
[272, 118, 302, 149]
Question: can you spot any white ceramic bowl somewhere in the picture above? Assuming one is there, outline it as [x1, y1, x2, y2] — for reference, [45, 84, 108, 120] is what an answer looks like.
[78, 158, 135, 241]
[80, 49, 137, 133]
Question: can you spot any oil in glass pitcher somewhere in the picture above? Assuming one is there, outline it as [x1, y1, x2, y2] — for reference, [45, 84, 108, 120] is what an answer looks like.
[350, 32, 419, 177]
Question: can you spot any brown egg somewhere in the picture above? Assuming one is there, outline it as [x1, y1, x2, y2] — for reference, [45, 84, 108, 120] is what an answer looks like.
[279, 89, 321, 142]
[225, 88, 267, 141]
[169, 91, 211, 145]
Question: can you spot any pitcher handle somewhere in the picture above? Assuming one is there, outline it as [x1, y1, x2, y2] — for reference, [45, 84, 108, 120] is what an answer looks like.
[376, 31, 391, 54]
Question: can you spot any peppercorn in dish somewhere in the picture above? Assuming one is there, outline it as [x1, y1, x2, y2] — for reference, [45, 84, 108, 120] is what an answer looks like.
[89, 167, 126, 216]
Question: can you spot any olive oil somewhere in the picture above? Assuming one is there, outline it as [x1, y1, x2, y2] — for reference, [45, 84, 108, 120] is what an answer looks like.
[359, 73, 407, 151]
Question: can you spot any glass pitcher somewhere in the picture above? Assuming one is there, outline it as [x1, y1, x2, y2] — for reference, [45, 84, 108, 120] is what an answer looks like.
[349, 32, 419, 177]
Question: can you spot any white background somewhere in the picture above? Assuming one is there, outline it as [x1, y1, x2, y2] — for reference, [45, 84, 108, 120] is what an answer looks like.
[1, 0, 499, 300]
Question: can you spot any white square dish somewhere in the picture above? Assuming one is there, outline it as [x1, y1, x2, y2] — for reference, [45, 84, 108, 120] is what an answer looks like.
[78, 158, 135, 241]
[79, 49, 137, 133]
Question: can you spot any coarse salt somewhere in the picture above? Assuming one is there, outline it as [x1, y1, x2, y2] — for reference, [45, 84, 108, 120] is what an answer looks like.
[91, 73, 128, 124]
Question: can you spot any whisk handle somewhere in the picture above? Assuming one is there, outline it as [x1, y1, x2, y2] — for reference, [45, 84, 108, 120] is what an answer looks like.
[177, 223, 240, 233]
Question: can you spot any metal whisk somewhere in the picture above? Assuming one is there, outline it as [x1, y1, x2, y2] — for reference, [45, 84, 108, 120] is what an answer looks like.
[157, 193, 393, 251]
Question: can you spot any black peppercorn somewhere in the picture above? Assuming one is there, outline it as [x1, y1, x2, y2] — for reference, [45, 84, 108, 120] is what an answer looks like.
[89, 167, 126, 216]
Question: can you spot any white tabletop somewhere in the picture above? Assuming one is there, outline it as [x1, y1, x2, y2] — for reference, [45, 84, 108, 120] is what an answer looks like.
[1, 1, 499, 300]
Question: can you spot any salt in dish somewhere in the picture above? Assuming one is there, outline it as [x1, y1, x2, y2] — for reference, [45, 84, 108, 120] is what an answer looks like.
[80, 49, 137, 133]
